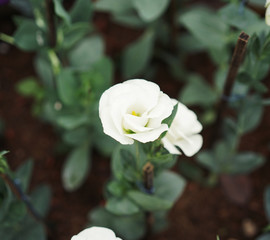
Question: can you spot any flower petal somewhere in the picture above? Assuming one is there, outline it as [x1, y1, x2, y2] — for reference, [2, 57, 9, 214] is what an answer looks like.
[174, 134, 203, 157]
[161, 137, 181, 155]
[126, 124, 168, 143]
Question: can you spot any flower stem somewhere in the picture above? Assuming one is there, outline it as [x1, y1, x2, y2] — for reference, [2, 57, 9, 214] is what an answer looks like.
[0, 33, 14, 45]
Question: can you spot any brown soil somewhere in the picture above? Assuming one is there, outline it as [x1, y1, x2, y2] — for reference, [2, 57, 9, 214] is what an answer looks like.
[1, 3, 270, 240]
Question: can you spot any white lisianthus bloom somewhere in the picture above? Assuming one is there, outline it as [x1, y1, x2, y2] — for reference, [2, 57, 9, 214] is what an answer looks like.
[99, 79, 173, 144]
[266, 0, 270, 25]
[71, 227, 122, 240]
[161, 99, 203, 157]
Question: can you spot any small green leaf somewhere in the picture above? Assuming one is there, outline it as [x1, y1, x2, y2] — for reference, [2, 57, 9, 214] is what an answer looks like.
[56, 113, 89, 130]
[14, 19, 46, 51]
[132, 0, 169, 22]
[122, 30, 155, 78]
[53, 0, 71, 25]
[62, 144, 91, 191]
[219, 3, 260, 30]
[70, 0, 93, 23]
[68, 35, 104, 70]
[127, 190, 172, 211]
[30, 185, 51, 217]
[155, 170, 186, 203]
[56, 68, 78, 105]
[180, 74, 218, 107]
[106, 197, 140, 215]
[90, 207, 145, 240]
[62, 23, 92, 49]
[179, 7, 229, 50]
[15, 159, 33, 192]
[94, 0, 133, 14]
[16, 77, 44, 100]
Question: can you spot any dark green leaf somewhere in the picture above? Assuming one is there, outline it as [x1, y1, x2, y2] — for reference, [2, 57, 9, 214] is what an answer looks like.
[122, 30, 154, 78]
[68, 36, 104, 70]
[179, 7, 229, 49]
[70, 0, 92, 23]
[127, 190, 172, 211]
[14, 19, 46, 51]
[132, 0, 170, 22]
[15, 159, 33, 192]
[180, 74, 218, 107]
[256, 234, 270, 240]
[94, 0, 133, 14]
[53, 0, 71, 25]
[155, 170, 186, 203]
[56, 113, 89, 130]
[62, 144, 91, 191]
[219, 3, 260, 30]
[90, 207, 145, 240]
[62, 23, 92, 49]
[106, 197, 140, 215]
[30, 185, 51, 217]
[56, 68, 78, 105]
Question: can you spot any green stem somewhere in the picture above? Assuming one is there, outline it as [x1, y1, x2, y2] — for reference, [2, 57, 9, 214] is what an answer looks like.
[48, 49, 61, 75]
[135, 141, 140, 174]
[0, 33, 14, 45]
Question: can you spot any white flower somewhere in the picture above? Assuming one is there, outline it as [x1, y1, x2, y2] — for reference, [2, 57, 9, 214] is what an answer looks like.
[161, 99, 203, 157]
[99, 79, 173, 144]
[266, 0, 270, 25]
[71, 227, 122, 240]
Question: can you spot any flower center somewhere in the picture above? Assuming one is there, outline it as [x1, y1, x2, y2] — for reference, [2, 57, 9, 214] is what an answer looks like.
[131, 111, 140, 117]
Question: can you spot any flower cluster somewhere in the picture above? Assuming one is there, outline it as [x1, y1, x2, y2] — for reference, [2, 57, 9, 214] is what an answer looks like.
[99, 79, 202, 156]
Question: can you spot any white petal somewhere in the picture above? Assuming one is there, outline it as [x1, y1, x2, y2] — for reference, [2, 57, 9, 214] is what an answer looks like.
[161, 136, 181, 155]
[126, 124, 168, 143]
[266, 6, 270, 26]
[72, 227, 121, 240]
[100, 105, 133, 145]
[174, 134, 203, 157]
[123, 114, 150, 132]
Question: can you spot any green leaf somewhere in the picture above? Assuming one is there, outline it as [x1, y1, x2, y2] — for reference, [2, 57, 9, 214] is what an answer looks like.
[94, 0, 133, 14]
[127, 190, 172, 211]
[237, 97, 263, 134]
[30, 185, 51, 217]
[113, 13, 146, 28]
[132, 0, 169, 22]
[112, 144, 138, 181]
[229, 152, 265, 174]
[155, 170, 186, 203]
[70, 0, 92, 23]
[56, 113, 89, 130]
[16, 77, 44, 100]
[179, 160, 205, 182]
[53, 0, 71, 25]
[68, 35, 104, 70]
[62, 23, 92, 49]
[34, 53, 54, 89]
[179, 7, 229, 50]
[15, 159, 33, 192]
[160, 102, 178, 138]
[196, 151, 218, 173]
[56, 68, 78, 105]
[264, 185, 270, 222]
[219, 3, 260, 31]
[62, 127, 90, 146]
[122, 30, 154, 78]
[180, 74, 218, 107]
[14, 19, 46, 51]
[62, 144, 91, 191]
[90, 207, 145, 240]
[256, 234, 270, 240]
[106, 197, 140, 215]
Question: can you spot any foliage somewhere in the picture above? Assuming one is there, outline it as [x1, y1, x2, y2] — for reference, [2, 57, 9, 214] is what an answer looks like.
[0, 151, 51, 240]
[177, 1, 269, 178]
[9, 0, 117, 191]
[89, 141, 186, 240]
